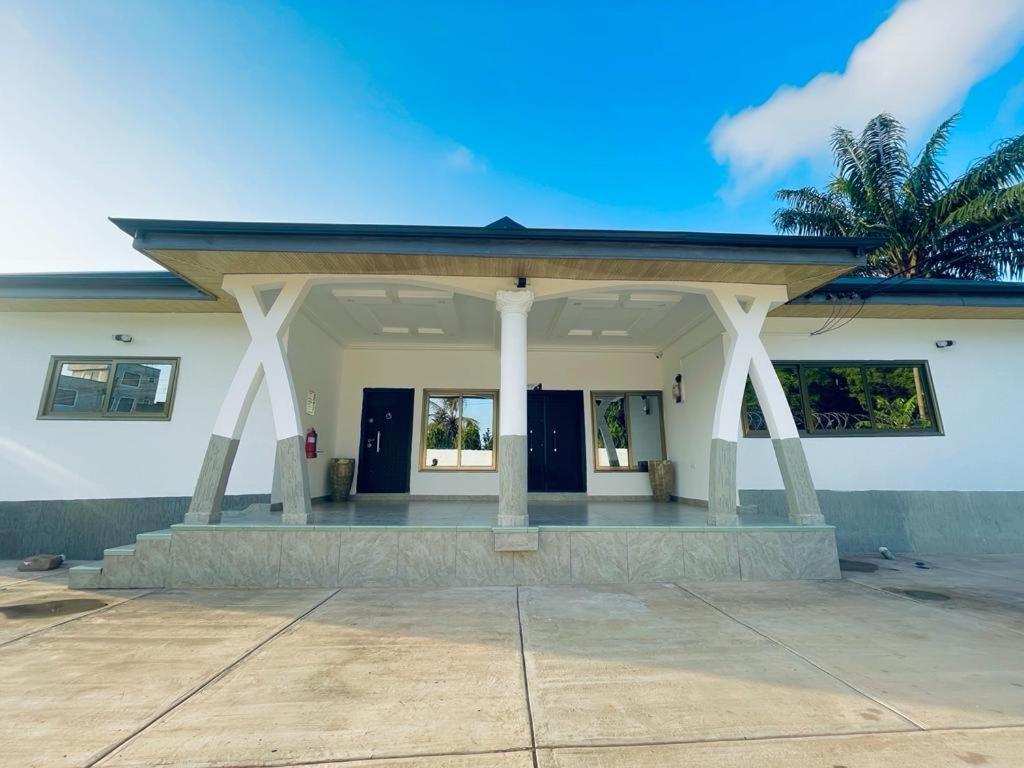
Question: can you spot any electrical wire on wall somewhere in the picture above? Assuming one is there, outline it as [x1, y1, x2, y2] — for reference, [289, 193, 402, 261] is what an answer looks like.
[801, 240, 995, 336]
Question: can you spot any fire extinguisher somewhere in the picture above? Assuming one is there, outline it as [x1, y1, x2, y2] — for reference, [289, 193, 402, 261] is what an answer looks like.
[305, 428, 318, 459]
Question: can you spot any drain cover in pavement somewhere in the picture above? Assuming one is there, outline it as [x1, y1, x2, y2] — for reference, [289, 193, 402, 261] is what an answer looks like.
[839, 559, 878, 572]
[885, 588, 950, 602]
[0, 599, 107, 619]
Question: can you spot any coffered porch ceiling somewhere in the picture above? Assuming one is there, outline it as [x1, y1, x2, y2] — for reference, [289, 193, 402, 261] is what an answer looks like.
[301, 280, 712, 351]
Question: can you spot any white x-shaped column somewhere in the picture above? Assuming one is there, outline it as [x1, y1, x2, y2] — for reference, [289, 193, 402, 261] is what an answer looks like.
[185, 276, 313, 525]
[706, 288, 823, 526]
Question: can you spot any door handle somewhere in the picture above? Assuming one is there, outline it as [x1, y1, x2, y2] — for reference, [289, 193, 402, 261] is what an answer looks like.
[552, 428, 558, 453]
[376, 430, 381, 453]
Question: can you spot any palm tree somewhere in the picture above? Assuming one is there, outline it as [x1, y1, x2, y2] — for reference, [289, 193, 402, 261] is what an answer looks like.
[425, 396, 481, 450]
[773, 113, 1024, 280]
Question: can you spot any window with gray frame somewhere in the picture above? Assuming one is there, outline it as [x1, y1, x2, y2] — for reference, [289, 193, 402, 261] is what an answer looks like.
[39, 357, 179, 420]
[743, 361, 940, 436]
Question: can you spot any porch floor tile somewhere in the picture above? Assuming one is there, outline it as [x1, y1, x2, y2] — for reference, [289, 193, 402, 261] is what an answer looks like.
[219, 499, 796, 529]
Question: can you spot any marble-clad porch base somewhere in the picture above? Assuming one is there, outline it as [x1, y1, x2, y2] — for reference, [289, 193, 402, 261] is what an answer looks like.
[772, 437, 825, 525]
[82, 524, 841, 588]
[708, 438, 739, 526]
[497, 434, 528, 527]
[276, 435, 313, 524]
[183, 435, 240, 525]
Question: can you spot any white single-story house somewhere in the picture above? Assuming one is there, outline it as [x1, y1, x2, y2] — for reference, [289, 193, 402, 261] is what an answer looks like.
[1, 217, 1022, 588]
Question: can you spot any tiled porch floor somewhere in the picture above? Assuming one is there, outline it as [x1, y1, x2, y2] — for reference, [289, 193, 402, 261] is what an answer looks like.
[218, 499, 793, 528]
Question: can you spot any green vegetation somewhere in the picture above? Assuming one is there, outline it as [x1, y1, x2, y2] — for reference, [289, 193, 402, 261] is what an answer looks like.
[425, 395, 483, 450]
[774, 113, 1024, 279]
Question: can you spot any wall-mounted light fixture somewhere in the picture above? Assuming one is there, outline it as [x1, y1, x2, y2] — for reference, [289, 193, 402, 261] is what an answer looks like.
[672, 373, 684, 404]
[112, 334, 133, 343]
[935, 339, 955, 349]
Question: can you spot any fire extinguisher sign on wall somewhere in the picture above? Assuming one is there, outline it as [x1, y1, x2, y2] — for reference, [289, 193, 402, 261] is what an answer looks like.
[305, 428, 318, 459]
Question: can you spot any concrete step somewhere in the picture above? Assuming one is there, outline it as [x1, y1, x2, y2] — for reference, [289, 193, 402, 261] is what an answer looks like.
[103, 544, 136, 558]
[69, 564, 102, 590]
[136, 529, 172, 540]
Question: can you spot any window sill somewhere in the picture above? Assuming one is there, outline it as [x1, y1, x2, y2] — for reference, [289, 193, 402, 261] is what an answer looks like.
[418, 467, 497, 473]
[742, 431, 943, 439]
[37, 413, 173, 422]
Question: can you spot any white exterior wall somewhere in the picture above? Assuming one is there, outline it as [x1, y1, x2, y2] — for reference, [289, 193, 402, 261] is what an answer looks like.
[0, 312, 276, 501]
[337, 347, 662, 496]
[657, 314, 1024, 499]
[4, 309, 1022, 504]
[739, 316, 1024, 492]
[660, 317, 724, 503]
[283, 313, 344, 499]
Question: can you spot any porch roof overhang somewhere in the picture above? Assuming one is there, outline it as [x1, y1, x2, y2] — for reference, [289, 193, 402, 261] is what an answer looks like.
[0, 218, 876, 313]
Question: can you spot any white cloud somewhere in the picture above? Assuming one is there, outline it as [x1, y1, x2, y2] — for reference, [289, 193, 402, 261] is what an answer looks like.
[443, 144, 484, 172]
[710, 0, 1024, 194]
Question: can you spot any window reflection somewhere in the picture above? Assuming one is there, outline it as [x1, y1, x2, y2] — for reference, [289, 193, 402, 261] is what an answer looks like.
[108, 363, 174, 416]
[422, 391, 497, 470]
[52, 362, 111, 414]
[593, 391, 665, 470]
[742, 362, 939, 436]
[42, 358, 178, 419]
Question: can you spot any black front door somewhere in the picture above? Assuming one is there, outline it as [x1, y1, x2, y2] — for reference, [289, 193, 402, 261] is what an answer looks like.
[356, 388, 414, 493]
[527, 390, 586, 493]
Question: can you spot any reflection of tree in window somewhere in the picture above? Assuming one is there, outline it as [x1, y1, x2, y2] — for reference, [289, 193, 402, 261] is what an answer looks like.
[424, 393, 495, 468]
[804, 366, 871, 431]
[743, 365, 803, 432]
[742, 362, 938, 436]
[867, 366, 933, 430]
[426, 396, 461, 449]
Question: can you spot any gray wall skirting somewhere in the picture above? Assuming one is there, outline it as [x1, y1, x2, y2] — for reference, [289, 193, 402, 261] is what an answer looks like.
[741, 489, 1024, 555]
[670, 496, 710, 508]
[349, 493, 656, 503]
[0, 494, 269, 560]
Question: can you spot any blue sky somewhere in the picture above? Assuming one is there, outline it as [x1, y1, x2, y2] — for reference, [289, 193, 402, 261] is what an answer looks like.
[3, 0, 1024, 272]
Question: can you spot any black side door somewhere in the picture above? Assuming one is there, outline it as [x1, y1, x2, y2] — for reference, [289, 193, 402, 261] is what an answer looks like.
[527, 390, 586, 493]
[356, 388, 414, 493]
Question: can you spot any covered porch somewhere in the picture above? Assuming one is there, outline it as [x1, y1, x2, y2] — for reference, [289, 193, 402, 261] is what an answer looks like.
[69, 218, 871, 588]
[184, 273, 829, 530]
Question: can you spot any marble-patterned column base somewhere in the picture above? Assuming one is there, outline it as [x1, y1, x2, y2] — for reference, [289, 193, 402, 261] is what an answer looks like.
[707, 438, 739, 525]
[497, 434, 528, 527]
[773, 437, 825, 525]
[277, 435, 312, 525]
[184, 435, 240, 525]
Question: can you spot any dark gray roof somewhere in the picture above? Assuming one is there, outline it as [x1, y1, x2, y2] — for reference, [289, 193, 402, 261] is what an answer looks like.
[485, 216, 526, 229]
[109, 217, 881, 254]
[794, 276, 1024, 308]
[0, 271, 213, 301]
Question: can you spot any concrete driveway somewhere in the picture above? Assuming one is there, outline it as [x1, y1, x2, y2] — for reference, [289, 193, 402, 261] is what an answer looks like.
[1, 555, 1023, 767]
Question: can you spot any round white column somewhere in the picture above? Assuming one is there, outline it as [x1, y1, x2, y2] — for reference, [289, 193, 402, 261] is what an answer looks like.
[495, 290, 534, 527]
